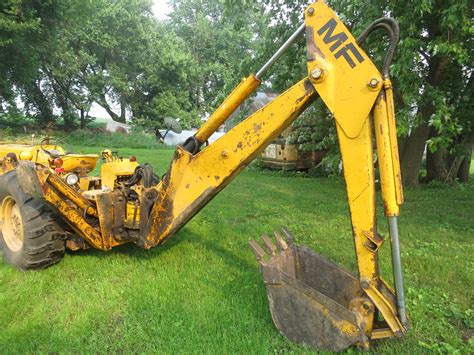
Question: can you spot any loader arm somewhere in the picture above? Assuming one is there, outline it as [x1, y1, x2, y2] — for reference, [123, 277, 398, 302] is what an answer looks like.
[141, 0, 407, 344]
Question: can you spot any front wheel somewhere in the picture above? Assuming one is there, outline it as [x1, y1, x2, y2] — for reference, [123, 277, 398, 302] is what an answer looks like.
[0, 169, 66, 270]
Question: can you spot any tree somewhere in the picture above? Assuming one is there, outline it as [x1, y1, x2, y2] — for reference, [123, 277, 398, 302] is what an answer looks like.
[244, 0, 473, 184]
[0, 0, 59, 125]
[167, 0, 268, 116]
[127, 21, 201, 130]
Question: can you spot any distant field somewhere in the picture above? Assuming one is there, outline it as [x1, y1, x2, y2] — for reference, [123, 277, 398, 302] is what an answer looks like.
[0, 146, 472, 353]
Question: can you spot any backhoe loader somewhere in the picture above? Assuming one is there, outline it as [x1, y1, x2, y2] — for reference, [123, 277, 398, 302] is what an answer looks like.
[0, 1, 408, 351]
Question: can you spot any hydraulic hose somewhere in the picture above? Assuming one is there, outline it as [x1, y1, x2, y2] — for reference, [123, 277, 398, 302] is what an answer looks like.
[357, 17, 400, 77]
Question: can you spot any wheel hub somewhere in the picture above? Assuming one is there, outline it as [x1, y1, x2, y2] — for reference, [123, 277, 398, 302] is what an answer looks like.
[1, 196, 24, 252]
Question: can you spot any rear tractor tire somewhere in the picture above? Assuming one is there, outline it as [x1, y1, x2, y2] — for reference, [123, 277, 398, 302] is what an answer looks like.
[0, 169, 66, 270]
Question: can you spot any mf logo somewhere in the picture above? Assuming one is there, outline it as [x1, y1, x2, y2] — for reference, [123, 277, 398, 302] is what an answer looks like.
[317, 18, 364, 69]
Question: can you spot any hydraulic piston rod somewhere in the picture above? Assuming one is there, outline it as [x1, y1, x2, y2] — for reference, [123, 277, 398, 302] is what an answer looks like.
[256, 23, 306, 79]
[388, 216, 407, 326]
[189, 23, 306, 149]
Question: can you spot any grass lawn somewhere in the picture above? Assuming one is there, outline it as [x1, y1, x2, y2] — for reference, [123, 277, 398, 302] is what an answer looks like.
[0, 146, 472, 353]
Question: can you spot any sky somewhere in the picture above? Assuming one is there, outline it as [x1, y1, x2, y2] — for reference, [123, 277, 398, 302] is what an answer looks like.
[152, 0, 172, 20]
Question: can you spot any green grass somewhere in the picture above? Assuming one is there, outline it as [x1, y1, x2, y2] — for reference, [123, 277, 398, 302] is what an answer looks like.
[61, 131, 169, 150]
[0, 130, 170, 150]
[0, 147, 473, 353]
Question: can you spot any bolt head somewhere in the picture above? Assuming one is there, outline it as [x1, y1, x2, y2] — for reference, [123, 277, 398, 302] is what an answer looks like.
[369, 78, 379, 88]
[308, 7, 315, 16]
[311, 68, 322, 80]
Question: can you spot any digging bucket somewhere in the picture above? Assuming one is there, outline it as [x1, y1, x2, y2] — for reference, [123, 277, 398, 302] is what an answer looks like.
[249, 228, 375, 351]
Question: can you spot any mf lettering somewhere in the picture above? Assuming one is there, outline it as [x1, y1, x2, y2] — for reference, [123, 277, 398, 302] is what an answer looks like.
[317, 18, 364, 69]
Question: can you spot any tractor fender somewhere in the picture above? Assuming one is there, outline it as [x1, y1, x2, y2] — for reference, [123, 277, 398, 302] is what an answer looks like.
[14, 161, 44, 199]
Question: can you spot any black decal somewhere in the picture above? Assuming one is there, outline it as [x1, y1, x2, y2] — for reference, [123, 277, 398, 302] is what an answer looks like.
[334, 43, 365, 68]
[317, 17, 365, 69]
[317, 18, 348, 52]
[335, 46, 356, 68]
[344, 43, 365, 64]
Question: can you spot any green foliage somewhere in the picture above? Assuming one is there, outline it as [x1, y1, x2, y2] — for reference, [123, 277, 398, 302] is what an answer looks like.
[0, 110, 35, 130]
[0, 0, 471, 182]
[252, 0, 472, 180]
[58, 130, 169, 150]
[287, 103, 341, 175]
[0, 0, 202, 130]
[168, 0, 267, 114]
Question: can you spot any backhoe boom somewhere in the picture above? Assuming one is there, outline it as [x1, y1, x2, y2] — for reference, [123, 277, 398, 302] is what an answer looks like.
[142, 0, 407, 347]
[0, 1, 407, 351]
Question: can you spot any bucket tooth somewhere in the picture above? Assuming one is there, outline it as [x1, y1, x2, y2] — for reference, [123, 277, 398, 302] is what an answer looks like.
[251, 228, 373, 351]
[281, 226, 295, 244]
[249, 240, 266, 264]
[261, 234, 277, 255]
[273, 231, 288, 250]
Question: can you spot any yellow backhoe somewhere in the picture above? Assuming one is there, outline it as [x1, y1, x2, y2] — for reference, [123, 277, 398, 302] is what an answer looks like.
[0, 1, 408, 350]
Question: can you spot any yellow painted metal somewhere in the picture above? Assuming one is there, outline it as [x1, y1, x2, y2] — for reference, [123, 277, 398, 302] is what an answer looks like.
[100, 160, 139, 190]
[144, 78, 316, 247]
[371, 328, 396, 340]
[101, 149, 114, 162]
[45, 171, 99, 218]
[301, 1, 405, 338]
[42, 184, 106, 250]
[0, 143, 54, 169]
[0, 196, 24, 252]
[79, 176, 92, 191]
[0, 142, 98, 174]
[373, 81, 404, 216]
[362, 281, 405, 335]
[125, 201, 140, 229]
[332, 71, 405, 341]
[194, 75, 261, 144]
[304, 1, 382, 138]
[19, 150, 33, 161]
[1, 155, 17, 174]
[137, 4, 405, 340]
[61, 154, 99, 174]
[94, 191, 116, 248]
[0, 2, 406, 346]
[335, 119, 378, 281]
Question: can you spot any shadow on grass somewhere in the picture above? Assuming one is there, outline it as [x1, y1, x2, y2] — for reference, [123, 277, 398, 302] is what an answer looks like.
[66, 226, 256, 272]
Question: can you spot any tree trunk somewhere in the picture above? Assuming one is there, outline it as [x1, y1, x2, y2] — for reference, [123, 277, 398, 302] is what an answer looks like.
[80, 109, 86, 129]
[456, 131, 474, 183]
[400, 55, 450, 186]
[400, 122, 430, 186]
[426, 127, 449, 181]
[98, 94, 126, 123]
[119, 97, 127, 123]
[426, 146, 449, 182]
[457, 151, 472, 183]
[61, 107, 75, 130]
[31, 80, 54, 123]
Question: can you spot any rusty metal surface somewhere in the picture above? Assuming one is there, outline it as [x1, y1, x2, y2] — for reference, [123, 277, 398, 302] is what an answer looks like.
[42, 183, 105, 250]
[65, 234, 90, 251]
[142, 78, 317, 248]
[46, 171, 98, 218]
[95, 191, 114, 246]
[250, 228, 376, 351]
[13, 162, 44, 198]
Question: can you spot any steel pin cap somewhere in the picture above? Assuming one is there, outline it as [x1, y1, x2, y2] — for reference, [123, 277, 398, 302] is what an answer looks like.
[368, 78, 380, 88]
[311, 68, 323, 80]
